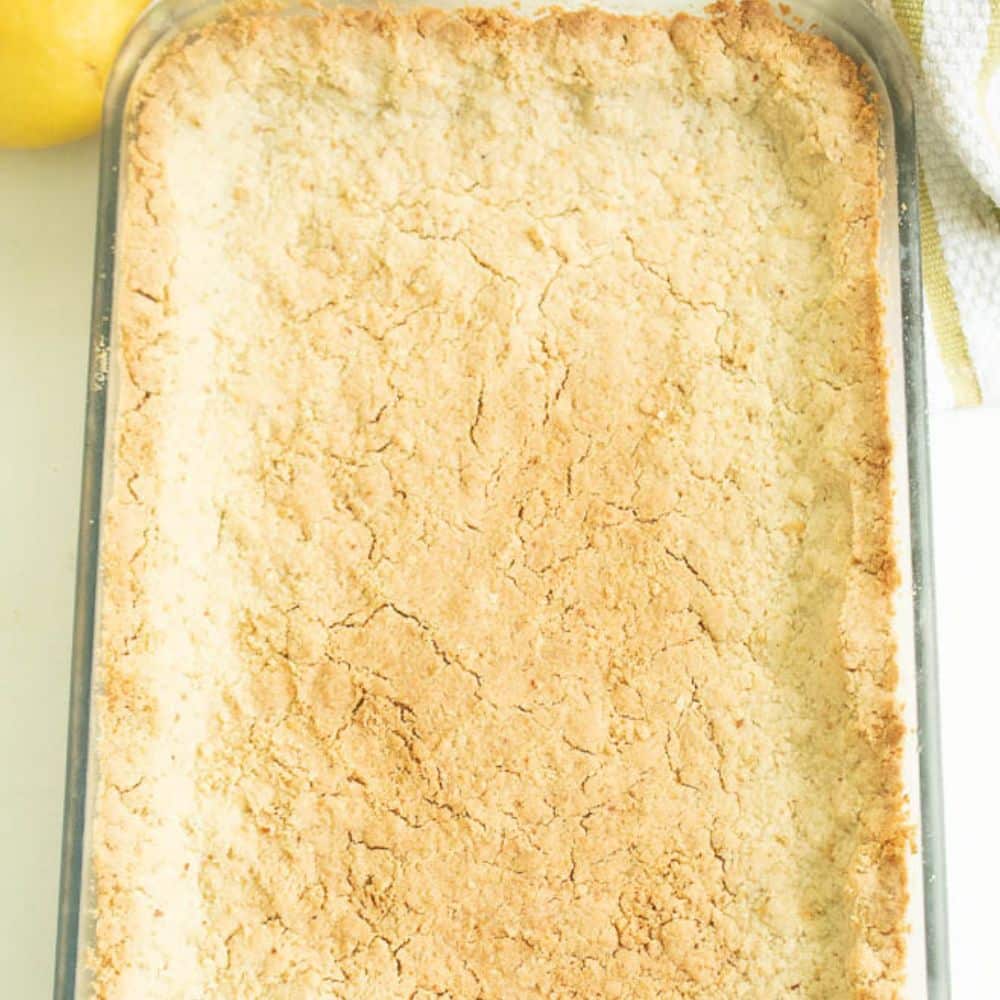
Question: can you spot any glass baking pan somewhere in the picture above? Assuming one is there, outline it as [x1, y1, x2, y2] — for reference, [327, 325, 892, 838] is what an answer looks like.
[54, 1, 950, 996]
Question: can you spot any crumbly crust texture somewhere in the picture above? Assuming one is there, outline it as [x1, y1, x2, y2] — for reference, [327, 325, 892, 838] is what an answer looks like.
[93, 3, 908, 997]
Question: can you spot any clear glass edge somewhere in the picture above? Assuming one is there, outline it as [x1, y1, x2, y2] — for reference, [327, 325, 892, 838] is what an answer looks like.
[52, 1, 950, 996]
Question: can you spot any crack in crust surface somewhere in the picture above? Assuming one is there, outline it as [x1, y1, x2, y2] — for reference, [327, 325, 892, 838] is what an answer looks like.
[93, 3, 908, 998]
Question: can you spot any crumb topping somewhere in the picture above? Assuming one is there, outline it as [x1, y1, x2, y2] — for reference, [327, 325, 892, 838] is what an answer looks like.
[93, 4, 908, 998]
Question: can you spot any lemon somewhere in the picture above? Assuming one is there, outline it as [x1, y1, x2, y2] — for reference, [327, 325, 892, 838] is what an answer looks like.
[0, 0, 148, 148]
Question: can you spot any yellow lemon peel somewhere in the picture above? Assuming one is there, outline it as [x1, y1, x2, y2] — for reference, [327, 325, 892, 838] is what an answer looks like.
[0, 0, 148, 149]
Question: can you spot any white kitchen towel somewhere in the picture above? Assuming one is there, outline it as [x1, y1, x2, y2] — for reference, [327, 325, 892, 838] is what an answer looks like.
[872, 0, 1000, 407]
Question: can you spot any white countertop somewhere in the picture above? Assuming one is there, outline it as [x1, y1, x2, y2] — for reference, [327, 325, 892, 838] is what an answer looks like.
[2, 139, 997, 998]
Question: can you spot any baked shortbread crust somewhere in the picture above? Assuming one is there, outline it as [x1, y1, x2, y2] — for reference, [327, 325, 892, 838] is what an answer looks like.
[93, 4, 908, 997]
